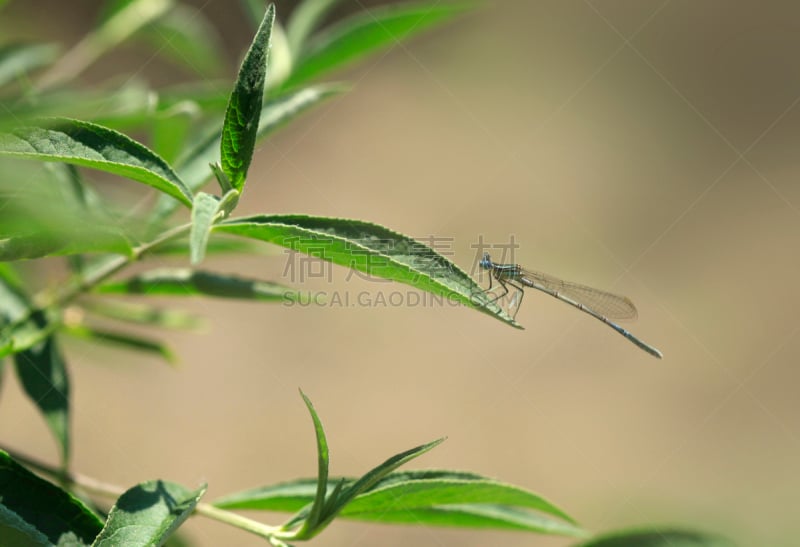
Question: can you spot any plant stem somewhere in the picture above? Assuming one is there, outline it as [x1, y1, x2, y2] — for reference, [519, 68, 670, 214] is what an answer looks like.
[1, 222, 192, 341]
[52, 221, 193, 307]
[194, 503, 283, 539]
[1, 444, 285, 540]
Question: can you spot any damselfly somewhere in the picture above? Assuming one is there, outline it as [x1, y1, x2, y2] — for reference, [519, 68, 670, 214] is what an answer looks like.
[478, 253, 662, 358]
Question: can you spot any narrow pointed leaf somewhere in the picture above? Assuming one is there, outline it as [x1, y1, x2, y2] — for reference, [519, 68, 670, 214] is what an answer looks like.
[139, 4, 223, 76]
[96, 268, 299, 302]
[64, 325, 176, 365]
[93, 480, 206, 547]
[210, 162, 234, 193]
[321, 438, 444, 520]
[0, 43, 60, 88]
[214, 469, 581, 537]
[298, 391, 330, 533]
[213, 478, 319, 512]
[286, 0, 344, 55]
[341, 470, 575, 523]
[220, 4, 274, 191]
[148, 236, 264, 257]
[576, 528, 736, 547]
[0, 318, 57, 359]
[266, 21, 292, 88]
[2, 82, 154, 132]
[284, 438, 444, 538]
[0, 161, 137, 261]
[283, 3, 466, 89]
[81, 299, 201, 330]
[13, 317, 71, 465]
[47, 163, 105, 212]
[0, 118, 193, 206]
[215, 215, 519, 327]
[0, 451, 103, 546]
[157, 80, 231, 113]
[0, 219, 134, 262]
[351, 504, 585, 536]
[0, 263, 24, 289]
[0, 274, 46, 359]
[37, 0, 173, 90]
[153, 84, 342, 222]
[151, 101, 199, 165]
[0, 228, 133, 262]
[194, 84, 342, 190]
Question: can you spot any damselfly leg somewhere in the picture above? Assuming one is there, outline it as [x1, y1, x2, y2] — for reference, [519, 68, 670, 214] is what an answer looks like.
[480, 265, 507, 304]
[482, 270, 525, 320]
[504, 278, 525, 320]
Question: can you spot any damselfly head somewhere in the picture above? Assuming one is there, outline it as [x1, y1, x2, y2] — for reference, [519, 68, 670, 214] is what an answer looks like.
[479, 253, 492, 270]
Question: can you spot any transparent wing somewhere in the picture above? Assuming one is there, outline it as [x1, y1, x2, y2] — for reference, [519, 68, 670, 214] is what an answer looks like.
[518, 268, 638, 321]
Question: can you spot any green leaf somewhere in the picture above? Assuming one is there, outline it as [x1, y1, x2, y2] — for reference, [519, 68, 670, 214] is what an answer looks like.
[220, 4, 275, 191]
[345, 504, 584, 536]
[0, 450, 103, 546]
[36, 0, 173, 90]
[189, 84, 341, 190]
[576, 528, 736, 547]
[190, 191, 239, 265]
[283, 3, 466, 90]
[214, 470, 580, 537]
[214, 471, 585, 537]
[0, 316, 55, 359]
[210, 162, 234, 194]
[147, 236, 264, 257]
[2, 82, 154, 132]
[0, 118, 193, 206]
[13, 317, 71, 465]
[0, 263, 24, 289]
[286, 0, 343, 55]
[0, 505, 51, 547]
[47, 163, 105, 212]
[157, 80, 231, 113]
[288, 438, 444, 538]
[0, 43, 60, 88]
[151, 101, 199, 165]
[234, 3, 291, 88]
[341, 470, 575, 523]
[93, 480, 206, 547]
[0, 162, 137, 262]
[266, 21, 292, 88]
[298, 390, 331, 534]
[81, 299, 202, 330]
[0, 276, 51, 359]
[316, 440, 444, 522]
[215, 215, 519, 327]
[0, 227, 133, 262]
[153, 84, 342, 222]
[64, 325, 176, 365]
[0, 197, 135, 262]
[213, 478, 319, 512]
[96, 268, 299, 302]
[139, 4, 223, 76]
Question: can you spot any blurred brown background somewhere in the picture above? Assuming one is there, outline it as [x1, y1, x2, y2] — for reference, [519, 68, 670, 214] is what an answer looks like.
[2, 1, 799, 546]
